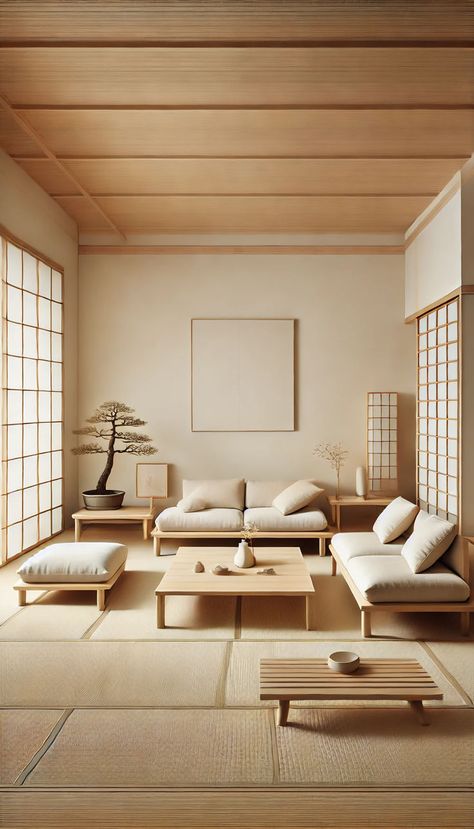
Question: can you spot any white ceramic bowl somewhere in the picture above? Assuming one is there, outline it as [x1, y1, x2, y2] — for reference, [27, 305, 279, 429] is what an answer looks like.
[327, 651, 360, 674]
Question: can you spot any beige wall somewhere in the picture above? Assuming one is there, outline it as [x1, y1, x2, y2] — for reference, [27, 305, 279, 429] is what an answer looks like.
[0, 149, 78, 525]
[404, 178, 461, 319]
[77, 251, 415, 505]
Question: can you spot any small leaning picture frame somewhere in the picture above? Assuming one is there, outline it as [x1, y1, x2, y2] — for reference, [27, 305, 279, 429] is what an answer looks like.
[136, 463, 169, 513]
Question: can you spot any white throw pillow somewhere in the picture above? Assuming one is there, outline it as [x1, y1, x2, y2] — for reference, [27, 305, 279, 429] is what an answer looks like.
[373, 496, 419, 543]
[272, 480, 324, 516]
[177, 494, 208, 513]
[401, 514, 457, 574]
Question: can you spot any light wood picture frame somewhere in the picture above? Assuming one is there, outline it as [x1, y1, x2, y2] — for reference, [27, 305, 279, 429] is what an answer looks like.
[191, 318, 295, 431]
[136, 462, 168, 503]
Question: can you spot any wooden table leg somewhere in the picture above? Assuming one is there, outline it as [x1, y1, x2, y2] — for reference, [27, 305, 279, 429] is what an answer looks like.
[408, 700, 429, 726]
[75, 519, 81, 542]
[277, 700, 290, 727]
[336, 505, 341, 530]
[305, 595, 313, 631]
[156, 593, 166, 628]
[142, 519, 148, 541]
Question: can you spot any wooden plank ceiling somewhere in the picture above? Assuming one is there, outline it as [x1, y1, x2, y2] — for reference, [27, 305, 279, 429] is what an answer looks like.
[0, 0, 473, 237]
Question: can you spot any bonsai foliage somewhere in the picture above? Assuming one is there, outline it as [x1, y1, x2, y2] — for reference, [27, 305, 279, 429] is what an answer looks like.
[72, 401, 157, 494]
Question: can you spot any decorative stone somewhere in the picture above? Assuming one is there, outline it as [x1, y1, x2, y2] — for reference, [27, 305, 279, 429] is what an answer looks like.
[212, 564, 230, 575]
[194, 561, 204, 573]
[257, 567, 276, 576]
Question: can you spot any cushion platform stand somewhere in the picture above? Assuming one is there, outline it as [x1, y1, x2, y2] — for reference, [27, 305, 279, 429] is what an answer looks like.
[14, 542, 128, 610]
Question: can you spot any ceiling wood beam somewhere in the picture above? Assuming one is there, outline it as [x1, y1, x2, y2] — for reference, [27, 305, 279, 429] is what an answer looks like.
[2, 40, 474, 48]
[79, 244, 405, 255]
[0, 94, 126, 239]
[10, 105, 474, 112]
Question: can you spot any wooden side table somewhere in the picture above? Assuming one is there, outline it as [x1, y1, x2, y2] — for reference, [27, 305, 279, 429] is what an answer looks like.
[260, 658, 442, 727]
[328, 495, 394, 530]
[72, 506, 157, 541]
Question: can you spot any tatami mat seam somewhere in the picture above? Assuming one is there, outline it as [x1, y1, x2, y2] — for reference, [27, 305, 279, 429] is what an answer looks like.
[267, 708, 281, 785]
[80, 609, 110, 640]
[216, 641, 233, 707]
[419, 641, 473, 705]
[14, 709, 74, 786]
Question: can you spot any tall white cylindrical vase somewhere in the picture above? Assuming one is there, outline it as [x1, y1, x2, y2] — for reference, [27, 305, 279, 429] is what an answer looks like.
[355, 466, 367, 498]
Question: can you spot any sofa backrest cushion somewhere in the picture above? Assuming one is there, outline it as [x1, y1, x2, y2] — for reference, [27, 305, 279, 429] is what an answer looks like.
[272, 480, 325, 516]
[245, 480, 324, 508]
[373, 496, 419, 543]
[182, 478, 245, 510]
[245, 480, 293, 508]
[401, 513, 457, 573]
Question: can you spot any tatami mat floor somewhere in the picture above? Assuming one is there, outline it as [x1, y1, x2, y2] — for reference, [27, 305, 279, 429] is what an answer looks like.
[1, 525, 473, 798]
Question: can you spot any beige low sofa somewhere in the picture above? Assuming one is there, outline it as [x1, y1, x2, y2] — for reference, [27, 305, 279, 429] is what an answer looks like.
[152, 478, 334, 556]
[330, 527, 473, 637]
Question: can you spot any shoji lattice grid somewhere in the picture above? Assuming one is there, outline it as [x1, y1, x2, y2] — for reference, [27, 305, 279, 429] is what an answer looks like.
[1, 237, 63, 562]
[417, 299, 458, 522]
[367, 392, 399, 495]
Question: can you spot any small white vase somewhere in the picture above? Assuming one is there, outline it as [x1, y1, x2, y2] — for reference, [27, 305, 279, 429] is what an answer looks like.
[355, 466, 367, 498]
[234, 540, 255, 569]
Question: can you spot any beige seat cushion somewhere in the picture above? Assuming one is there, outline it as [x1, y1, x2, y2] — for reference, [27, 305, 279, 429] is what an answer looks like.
[331, 532, 404, 565]
[345, 554, 470, 603]
[17, 542, 128, 584]
[244, 506, 327, 532]
[182, 479, 245, 510]
[157, 507, 243, 532]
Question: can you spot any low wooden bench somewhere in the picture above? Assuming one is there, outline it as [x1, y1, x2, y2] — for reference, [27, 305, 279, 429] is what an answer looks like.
[14, 562, 126, 611]
[260, 658, 443, 726]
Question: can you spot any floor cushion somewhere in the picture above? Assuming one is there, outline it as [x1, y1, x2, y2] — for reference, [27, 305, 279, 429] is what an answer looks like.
[331, 532, 404, 565]
[345, 554, 470, 603]
[17, 542, 128, 584]
[243, 506, 327, 532]
[156, 507, 244, 532]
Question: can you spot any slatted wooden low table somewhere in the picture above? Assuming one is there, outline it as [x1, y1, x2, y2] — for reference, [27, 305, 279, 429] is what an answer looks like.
[260, 658, 442, 726]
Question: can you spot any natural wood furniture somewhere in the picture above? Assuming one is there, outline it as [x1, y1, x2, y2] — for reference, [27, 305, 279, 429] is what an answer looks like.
[155, 546, 315, 630]
[152, 528, 335, 558]
[330, 535, 473, 637]
[328, 495, 394, 530]
[13, 562, 126, 611]
[73, 506, 157, 541]
[260, 658, 443, 726]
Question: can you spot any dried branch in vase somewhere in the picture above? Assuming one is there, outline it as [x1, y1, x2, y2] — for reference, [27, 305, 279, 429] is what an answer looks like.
[313, 441, 349, 500]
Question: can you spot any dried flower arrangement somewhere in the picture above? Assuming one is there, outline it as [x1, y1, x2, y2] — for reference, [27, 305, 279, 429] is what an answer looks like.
[313, 442, 349, 500]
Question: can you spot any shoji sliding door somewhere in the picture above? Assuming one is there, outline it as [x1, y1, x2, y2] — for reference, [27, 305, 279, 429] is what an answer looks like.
[417, 298, 459, 523]
[1, 234, 64, 564]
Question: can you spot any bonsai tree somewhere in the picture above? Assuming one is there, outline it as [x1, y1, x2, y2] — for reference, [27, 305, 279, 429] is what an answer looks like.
[72, 401, 157, 494]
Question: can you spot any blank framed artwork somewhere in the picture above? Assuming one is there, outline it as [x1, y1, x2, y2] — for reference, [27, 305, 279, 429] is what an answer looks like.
[191, 318, 295, 431]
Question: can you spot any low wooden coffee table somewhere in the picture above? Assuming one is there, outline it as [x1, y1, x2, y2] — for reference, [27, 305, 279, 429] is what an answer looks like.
[260, 658, 442, 726]
[155, 546, 315, 630]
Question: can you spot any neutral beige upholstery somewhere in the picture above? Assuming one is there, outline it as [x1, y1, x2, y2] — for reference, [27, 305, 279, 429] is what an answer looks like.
[182, 479, 245, 510]
[272, 480, 324, 516]
[331, 532, 404, 565]
[243, 506, 327, 532]
[402, 514, 457, 574]
[177, 495, 208, 513]
[245, 480, 293, 508]
[157, 507, 244, 532]
[345, 555, 470, 603]
[17, 542, 128, 584]
[373, 496, 419, 543]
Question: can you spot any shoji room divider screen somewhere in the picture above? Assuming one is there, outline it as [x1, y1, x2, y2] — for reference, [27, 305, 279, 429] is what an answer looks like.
[417, 298, 459, 523]
[1, 233, 64, 564]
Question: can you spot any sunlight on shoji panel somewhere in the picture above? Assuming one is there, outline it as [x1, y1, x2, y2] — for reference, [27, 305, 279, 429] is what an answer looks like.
[367, 392, 399, 495]
[417, 299, 458, 522]
[1, 236, 64, 562]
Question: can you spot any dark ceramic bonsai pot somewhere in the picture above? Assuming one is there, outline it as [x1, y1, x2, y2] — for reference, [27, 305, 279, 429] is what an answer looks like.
[82, 490, 125, 510]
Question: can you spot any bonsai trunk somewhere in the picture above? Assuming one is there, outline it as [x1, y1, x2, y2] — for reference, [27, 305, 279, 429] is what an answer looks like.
[96, 435, 116, 493]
